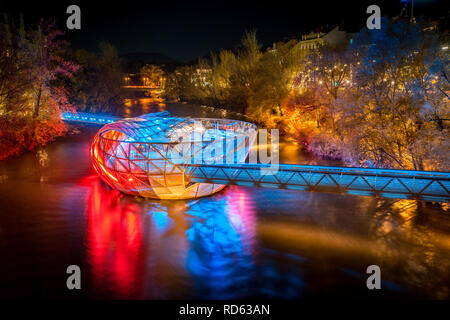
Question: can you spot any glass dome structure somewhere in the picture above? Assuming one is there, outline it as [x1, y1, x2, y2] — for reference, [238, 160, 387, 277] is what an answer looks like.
[90, 112, 257, 199]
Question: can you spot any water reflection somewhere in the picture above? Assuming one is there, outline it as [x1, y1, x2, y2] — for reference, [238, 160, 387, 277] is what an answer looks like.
[84, 176, 145, 298]
[83, 171, 329, 299]
[84, 175, 260, 299]
[36, 149, 49, 168]
[186, 189, 256, 299]
[79, 165, 450, 299]
[366, 199, 450, 299]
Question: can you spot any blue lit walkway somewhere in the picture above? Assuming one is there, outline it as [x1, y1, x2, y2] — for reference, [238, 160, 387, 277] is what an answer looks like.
[61, 112, 120, 124]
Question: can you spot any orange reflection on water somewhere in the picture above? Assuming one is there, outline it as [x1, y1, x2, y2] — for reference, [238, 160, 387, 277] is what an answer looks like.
[83, 176, 146, 298]
[124, 99, 132, 107]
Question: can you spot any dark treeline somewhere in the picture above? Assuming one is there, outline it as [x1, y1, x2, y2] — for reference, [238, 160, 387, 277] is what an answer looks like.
[65, 42, 124, 113]
[164, 18, 449, 171]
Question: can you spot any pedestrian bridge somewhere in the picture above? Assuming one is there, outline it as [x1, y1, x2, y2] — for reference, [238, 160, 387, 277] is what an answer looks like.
[185, 163, 449, 202]
[61, 112, 120, 124]
[62, 112, 449, 202]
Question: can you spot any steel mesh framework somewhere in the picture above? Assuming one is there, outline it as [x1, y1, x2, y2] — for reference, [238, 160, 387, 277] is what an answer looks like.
[90, 112, 257, 199]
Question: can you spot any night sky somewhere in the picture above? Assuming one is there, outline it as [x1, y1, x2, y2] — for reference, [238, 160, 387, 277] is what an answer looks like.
[0, 0, 446, 62]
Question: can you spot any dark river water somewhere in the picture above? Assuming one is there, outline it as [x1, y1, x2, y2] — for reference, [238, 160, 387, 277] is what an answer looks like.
[0, 100, 449, 299]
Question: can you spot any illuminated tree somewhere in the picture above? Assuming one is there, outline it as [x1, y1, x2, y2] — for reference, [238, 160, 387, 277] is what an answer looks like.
[301, 43, 351, 132]
[0, 16, 79, 159]
[346, 18, 449, 170]
[248, 39, 305, 127]
[140, 64, 164, 87]
[230, 30, 262, 114]
[164, 65, 203, 102]
[29, 19, 79, 118]
[0, 13, 32, 116]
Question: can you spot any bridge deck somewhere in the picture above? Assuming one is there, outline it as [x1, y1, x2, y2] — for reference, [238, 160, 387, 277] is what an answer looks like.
[185, 163, 450, 202]
[61, 112, 120, 124]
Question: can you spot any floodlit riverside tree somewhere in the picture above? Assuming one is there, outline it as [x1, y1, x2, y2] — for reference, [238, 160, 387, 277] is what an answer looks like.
[248, 40, 305, 127]
[0, 14, 33, 116]
[140, 64, 164, 87]
[346, 18, 449, 170]
[304, 43, 351, 132]
[0, 15, 79, 159]
[231, 30, 262, 115]
[29, 19, 79, 118]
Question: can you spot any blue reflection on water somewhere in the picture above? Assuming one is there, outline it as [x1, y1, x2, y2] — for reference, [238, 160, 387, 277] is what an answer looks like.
[181, 188, 309, 299]
[150, 210, 173, 234]
[185, 195, 254, 299]
[135, 187, 310, 299]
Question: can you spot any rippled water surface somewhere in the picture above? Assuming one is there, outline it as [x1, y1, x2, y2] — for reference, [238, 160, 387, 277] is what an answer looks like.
[0, 101, 449, 299]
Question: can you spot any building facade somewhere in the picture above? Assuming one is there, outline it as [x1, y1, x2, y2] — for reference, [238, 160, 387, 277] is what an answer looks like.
[298, 26, 354, 51]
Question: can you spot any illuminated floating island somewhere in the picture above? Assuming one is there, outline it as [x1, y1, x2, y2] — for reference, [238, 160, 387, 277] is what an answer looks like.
[90, 112, 257, 199]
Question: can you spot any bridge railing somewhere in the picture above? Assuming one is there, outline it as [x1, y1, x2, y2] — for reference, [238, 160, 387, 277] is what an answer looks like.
[185, 163, 450, 202]
[61, 112, 120, 124]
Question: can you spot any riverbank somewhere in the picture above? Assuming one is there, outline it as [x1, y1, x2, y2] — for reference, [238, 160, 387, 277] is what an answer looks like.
[0, 116, 68, 161]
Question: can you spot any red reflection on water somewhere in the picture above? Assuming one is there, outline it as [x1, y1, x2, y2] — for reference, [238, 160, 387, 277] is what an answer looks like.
[83, 175, 146, 298]
[225, 186, 257, 255]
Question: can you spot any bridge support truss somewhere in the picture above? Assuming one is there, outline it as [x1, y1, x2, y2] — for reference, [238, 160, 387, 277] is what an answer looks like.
[185, 163, 450, 202]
